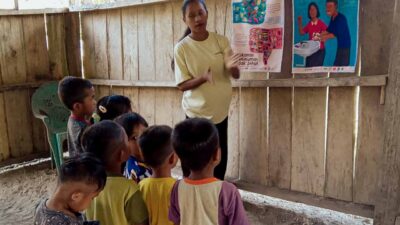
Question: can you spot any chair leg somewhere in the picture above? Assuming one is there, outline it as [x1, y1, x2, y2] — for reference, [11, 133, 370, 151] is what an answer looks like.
[47, 133, 62, 173]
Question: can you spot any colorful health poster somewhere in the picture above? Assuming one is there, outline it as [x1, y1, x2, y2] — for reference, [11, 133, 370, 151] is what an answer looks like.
[292, 0, 359, 73]
[232, 0, 285, 72]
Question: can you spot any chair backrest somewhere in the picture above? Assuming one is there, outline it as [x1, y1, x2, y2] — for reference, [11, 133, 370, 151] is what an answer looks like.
[32, 81, 70, 133]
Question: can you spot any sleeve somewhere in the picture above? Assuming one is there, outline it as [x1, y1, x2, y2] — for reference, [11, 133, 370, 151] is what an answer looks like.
[168, 181, 181, 224]
[219, 182, 250, 225]
[219, 35, 232, 55]
[125, 190, 149, 225]
[174, 44, 192, 86]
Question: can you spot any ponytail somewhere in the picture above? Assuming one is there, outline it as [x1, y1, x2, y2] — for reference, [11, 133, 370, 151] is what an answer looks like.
[171, 27, 191, 71]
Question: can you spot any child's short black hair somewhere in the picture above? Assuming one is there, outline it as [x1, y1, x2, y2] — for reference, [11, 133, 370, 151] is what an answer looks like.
[114, 112, 149, 137]
[59, 153, 106, 191]
[58, 76, 93, 110]
[308, 2, 321, 19]
[172, 118, 219, 172]
[97, 95, 132, 121]
[81, 120, 126, 165]
[327, 0, 338, 6]
[139, 125, 173, 168]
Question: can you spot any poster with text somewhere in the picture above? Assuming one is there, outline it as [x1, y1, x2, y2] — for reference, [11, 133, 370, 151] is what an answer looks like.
[292, 0, 359, 73]
[232, 0, 284, 72]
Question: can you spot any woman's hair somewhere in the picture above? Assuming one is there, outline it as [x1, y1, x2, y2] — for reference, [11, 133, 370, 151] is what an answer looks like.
[171, 0, 208, 71]
[114, 112, 149, 137]
[308, 2, 321, 19]
[96, 95, 131, 121]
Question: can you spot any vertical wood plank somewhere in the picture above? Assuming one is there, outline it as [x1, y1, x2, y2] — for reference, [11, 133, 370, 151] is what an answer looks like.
[172, 0, 187, 45]
[0, 16, 27, 84]
[206, 0, 216, 32]
[138, 6, 155, 81]
[0, 92, 10, 161]
[226, 88, 240, 179]
[268, 87, 292, 189]
[239, 88, 268, 185]
[4, 90, 33, 158]
[92, 11, 108, 79]
[325, 87, 355, 201]
[172, 90, 185, 126]
[138, 88, 155, 125]
[107, 9, 123, 80]
[22, 15, 50, 81]
[359, 0, 395, 76]
[65, 12, 82, 77]
[291, 88, 326, 196]
[354, 87, 384, 205]
[82, 12, 96, 78]
[155, 3, 174, 81]
[215, 0, 228, 35]
[155, 88, 174, 126]
[122, 7, 139, 81]
[46, 14, 69, 79]
[124, 87, 140, 112]
[225, 0, 232, 41]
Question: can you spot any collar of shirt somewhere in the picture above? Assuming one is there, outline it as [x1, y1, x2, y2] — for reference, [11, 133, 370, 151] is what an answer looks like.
[311, 20, 318, 26]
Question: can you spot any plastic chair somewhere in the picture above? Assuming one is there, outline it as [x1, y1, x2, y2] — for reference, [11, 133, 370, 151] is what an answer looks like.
[31, 81, 70, 172]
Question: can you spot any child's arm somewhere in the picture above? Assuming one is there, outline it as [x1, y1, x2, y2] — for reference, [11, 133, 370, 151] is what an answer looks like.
[220, 182, 250, 225]
[168, 181, 181, 225]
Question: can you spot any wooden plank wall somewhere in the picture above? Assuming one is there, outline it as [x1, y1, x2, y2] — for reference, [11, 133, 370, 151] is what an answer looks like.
[78, 0, 391, 206]
[0, 13, 75, 162]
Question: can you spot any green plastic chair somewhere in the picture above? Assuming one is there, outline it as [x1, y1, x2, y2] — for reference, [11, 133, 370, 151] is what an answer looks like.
[31, 81, 70, 172]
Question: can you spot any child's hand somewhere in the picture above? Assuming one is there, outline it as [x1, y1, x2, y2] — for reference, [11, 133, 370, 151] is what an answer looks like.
[201, 68, 214, 84]
[297, 16, 302, 24]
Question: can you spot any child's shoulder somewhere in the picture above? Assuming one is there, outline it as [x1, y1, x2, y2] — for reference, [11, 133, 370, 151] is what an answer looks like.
[108, 176, 140, 192]
[35, 200, 84, 225]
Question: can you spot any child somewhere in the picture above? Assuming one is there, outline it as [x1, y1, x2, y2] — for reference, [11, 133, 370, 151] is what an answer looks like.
[58, 76, 96, 157]
[114, 112, 152, 182]
[169, 118, 250, 225]
[96, 95, 132, 121]
[138, 125, 177, 225]
[34, 154, 106, 225]
[82, 121, 149, 225]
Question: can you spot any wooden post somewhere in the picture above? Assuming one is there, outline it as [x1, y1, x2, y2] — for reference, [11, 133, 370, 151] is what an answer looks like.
[374, 0, 400, 224]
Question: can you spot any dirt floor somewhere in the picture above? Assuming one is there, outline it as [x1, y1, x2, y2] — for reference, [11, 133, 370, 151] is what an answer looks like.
[0, 159, 373, 225]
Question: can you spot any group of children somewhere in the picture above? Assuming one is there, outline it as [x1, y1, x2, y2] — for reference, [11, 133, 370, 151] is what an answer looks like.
[34, 76, 250, 225]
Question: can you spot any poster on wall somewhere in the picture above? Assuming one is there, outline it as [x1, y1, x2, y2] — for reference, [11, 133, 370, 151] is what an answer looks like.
[231, 0, 284, 72]
[292, 0, 359, 73]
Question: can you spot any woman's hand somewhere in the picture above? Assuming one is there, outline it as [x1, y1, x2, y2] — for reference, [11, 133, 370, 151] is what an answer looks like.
[201, 67, 214, 84]
[225, 52, 241, 79]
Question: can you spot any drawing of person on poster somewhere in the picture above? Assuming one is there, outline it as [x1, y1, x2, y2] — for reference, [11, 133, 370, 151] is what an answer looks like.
[292, 0, 359, 73]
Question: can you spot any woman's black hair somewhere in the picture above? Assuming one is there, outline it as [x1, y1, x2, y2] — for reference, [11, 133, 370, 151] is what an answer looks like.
[114, 112, 149, 137]
[171, 0, 208, 71]
[308, 2, 321, 20]
[96, 95, 131, 121]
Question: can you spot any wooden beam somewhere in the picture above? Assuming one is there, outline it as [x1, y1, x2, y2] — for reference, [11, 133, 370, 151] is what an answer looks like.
[69, 0, 173, 12]
[0, 81, 54, 92]
[0, 8, 69, 16]
[89, 75, 387, 88]
[374, 0, 400, 224]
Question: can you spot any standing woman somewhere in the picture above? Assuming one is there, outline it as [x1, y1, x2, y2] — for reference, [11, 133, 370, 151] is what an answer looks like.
[297, 2, 327, 67]
[172, 0, 240, 180]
